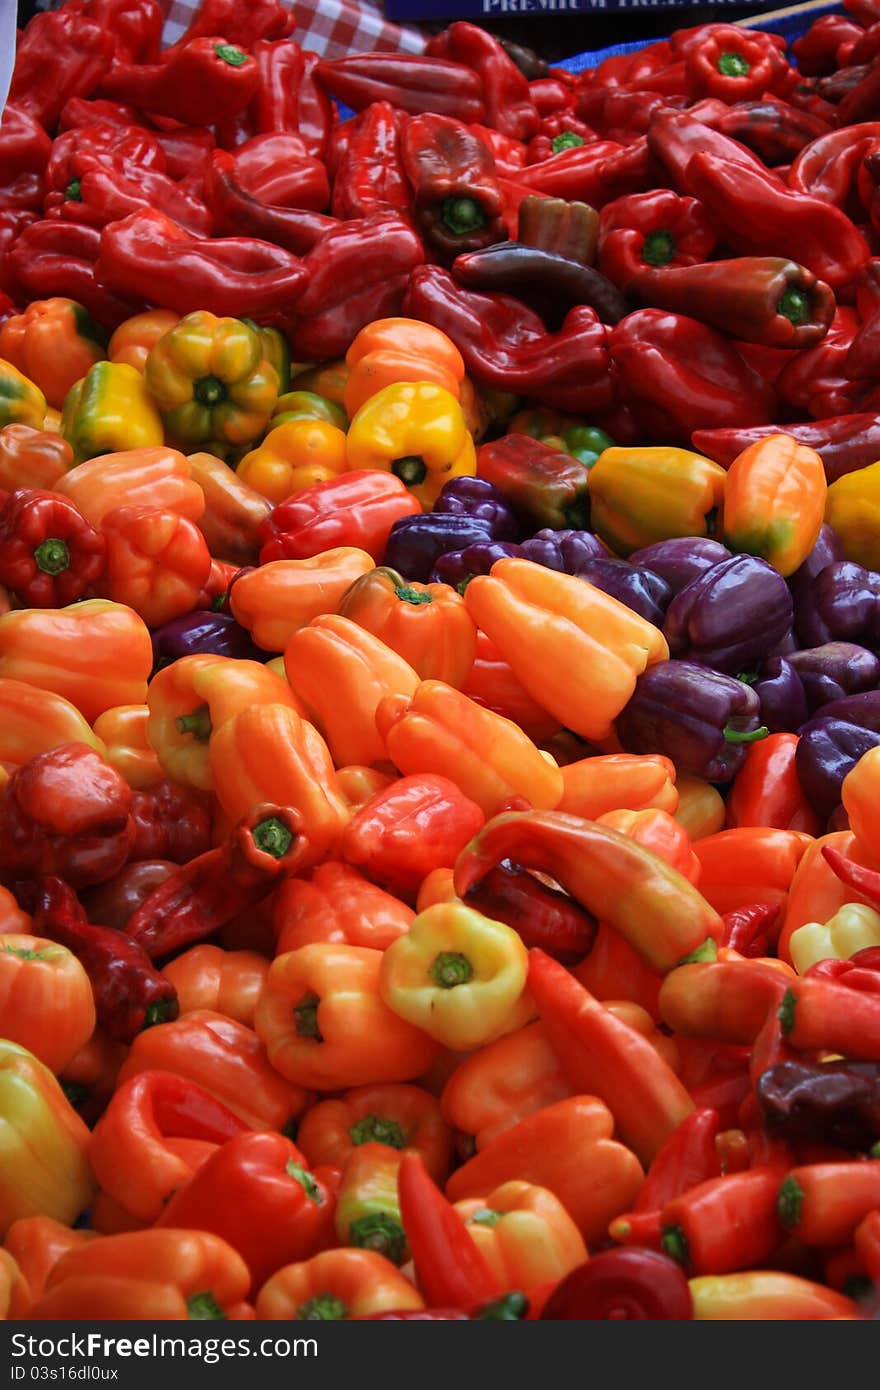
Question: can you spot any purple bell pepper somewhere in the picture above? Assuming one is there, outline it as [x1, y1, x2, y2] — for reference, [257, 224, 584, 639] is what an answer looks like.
[627, 537, 732, 596]
[576, 557, 671, 627]
[752, 657, 810, 734]
[795, 691, 880, 818]
[795, 561, 880, 650]
[429, 541, 524, 590]
[788, 642, 880, 713]
[519, 528, 608, 573]
[432, 477, 522, 541]
[789, 524, 845, 646]
[151, 610, 265, 675]
[663, 554, 794, 675]
[616, 659, 769, 782]
[382, 514, 496, 582]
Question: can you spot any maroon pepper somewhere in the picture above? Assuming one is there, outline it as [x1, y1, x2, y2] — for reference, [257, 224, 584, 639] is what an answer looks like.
[399, 114, 508, 263]
[713, 100, 833, 166]
[125, 804, 311, 960]
[461, 858, 596, 964]
[315, 53, 486, 123]
[27, 876, 178, 1042]
[691, 413, 880, 482]
[128, 780, 214, 866]
[203, 152, 336, 256]
[540, 1250, 693, 1320]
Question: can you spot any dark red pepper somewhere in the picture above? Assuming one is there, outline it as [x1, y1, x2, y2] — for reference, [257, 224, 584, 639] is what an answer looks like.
[315, 53, 486, 123]
[691, 413, 880, 483]
[540, 1250, 693, 1320]
[462, 858, 596, 964]
[722, 903, 780, 958]
[399, 114, 508, 262]
[128, 780, 214, 866]
[204, 152, 337, 256]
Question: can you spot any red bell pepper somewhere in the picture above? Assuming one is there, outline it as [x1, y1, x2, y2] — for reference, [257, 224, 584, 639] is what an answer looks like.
[0, 488, 105, 608]
[775, 307, 864, 420]
[0, 106, 51, 201]
[400, 115, 508, 262]
[250, 41, 333, 160]
[521, 138, 654, 209]
[46, 123, 166, 193]
[46, 165, 211, 237]
[156, 1131, 337, 1293]
[792, 14, 864, 75]
[425, 22, 539, 143]
[204, 152, 337, 256]
[81, 0, 164, 64]
[96, 39, 262, 128]
[330, 103, 410, 220]
[315, 53, 486, 123]
[258, 471, 421, 564]
[682, 24, 791, 103]
[9, 8, 114, 131]
[788, 122, 880, 209]
[726, 734, 820, 836]
[96, 208, 308, 323]
[7, 220, 140, 331]
[597, 188, 717, 289]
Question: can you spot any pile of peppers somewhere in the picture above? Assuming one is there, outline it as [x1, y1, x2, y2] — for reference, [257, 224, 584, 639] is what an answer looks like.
[2, 0, 880, 1326]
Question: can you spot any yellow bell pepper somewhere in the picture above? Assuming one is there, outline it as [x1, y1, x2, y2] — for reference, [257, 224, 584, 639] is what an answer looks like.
[0, 1040, 96, 1237]
[236, 419, 348, 505]
[345, 381, 476, 509]
[144, 311, 280, 448]
[60, 361, 163, 464]
[789, 903, 880, 975]
[587, 447, 727, 557]
[463, 557, 669, 743]
[379, 902, 530, 1051]
[91, 704, 164, 789]
[673, 775, 728, 840]
[454, 1180, 587, 1291]
[0, 358, 48, 431]
[824, 460, 880, 571]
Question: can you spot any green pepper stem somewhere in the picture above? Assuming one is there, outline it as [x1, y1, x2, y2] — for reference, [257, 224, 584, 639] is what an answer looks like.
[391, 455, 427, 488]
[777, 986, 797, 1036]
[551, 131, 585, 153]
[429, 951, 474, 989]
[349, 1114, 406, 1149]
[34, 538, 70, 575]
[722, 724, 770, 745]
[65, 178, 82, 202]
[295, 992, 322, 1041]
[660, 1225, 689, 1266]
[349, 1213, 408, 1265]
[642, 229, 676, 267]
[297, 1293, 348, 1321]
[176, 705, 212, 742]
[776, 1175, 805, 1230]
[142, 999, 176, 1029]
[469, 1207, 503, 1227]
[395, 584, 433, 606]
[252, 815, 294, 859]
[215, 43, 248, 66]
[193, 374, 227, 407]
[778, 286, 810, 325]
[187, 1291, 226, 1320]
[717, 51, 751, 76]
[440, 196, 486, 236]
[678, 937, 718, 966]
[286, 1161, 322, 1203]
[477, 1292, 529, 1320]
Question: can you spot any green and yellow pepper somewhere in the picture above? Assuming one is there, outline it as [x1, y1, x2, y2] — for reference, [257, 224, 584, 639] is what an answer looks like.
[0, 358, 48, 432]
[587, 446, 727, 556]
[61, 361, 163, 464]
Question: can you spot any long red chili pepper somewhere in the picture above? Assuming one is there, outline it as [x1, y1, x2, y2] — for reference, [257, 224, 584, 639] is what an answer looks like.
[396, 1151, 500, 1312]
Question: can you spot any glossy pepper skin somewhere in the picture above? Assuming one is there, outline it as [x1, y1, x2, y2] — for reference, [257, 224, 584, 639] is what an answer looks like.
[404, 265, 616, 416]
[588, 447, 726, 558]
[756, 1059, 880, 1152]
[259, 472, 421, 566]
[203, 151, 337, 258]
[597, 189, 717, 289]
[0, 298, 106, 411]
[96, 38, 261, 128]
[692, 414, 880, 487]
[663, 554, 794, 675]
[463, 557, 668, 743]
[315, 53, 486, 123]
[296, 1082, 452, 1184]
[145, 312, 279, 449]
[452, 242, 629, 331]
[383, 515, 496, 584]
[337, 566, 478, 688]
[61, 360, 163, 465]
[397, 1151, 500, 1312]
[400, 115, 508, 263]
[6, 221, 138, 335]
[0, 934, 95, 1077]
[151, 612, 264, 674]
[96, 209, 308, 325]
[0, 742, 134, 891]
[0, 489, 105, 608]
[617, 660, 769, 783]
[346, 382, 476, 511]
[8, 9, 114, 131]
[796, 692, 880, 818]
[722, 435, 827, 579]
[461, 858, 597, 964]
[330, 103, 409, 221]
[476, 434, 591, 531]
[455, 809, 723, 974]
[97, 506, 212, 630]
[427, 23, 540, 142]
[541, 1249, 693, 1320]
[726, 734, 820, 835]
[26, 875, 178, 1044]
[608, 309, 776, 446]
[257, 1247, 424, 1320]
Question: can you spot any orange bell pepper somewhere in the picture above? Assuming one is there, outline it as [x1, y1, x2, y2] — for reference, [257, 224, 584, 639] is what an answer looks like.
[674, 775, 727, 840]
[726, 733, 821, 835]
[842, 744, 880, 864]
[721, 434, 827, 578]
[284, 614, 420, 768]
[0, 1040, 95, 1237]
[337, 565, 478, 688]
[0, 298, 106, 410]
[528, 950, 693, 1166]
[688, 1271, 857, 1320]
[0, 424, 71, 491]
[445, 1095, 644, 1245]
[0, 1246, 31, 1319]
[3, 1216, 97, 1308]
[0, 598, 153, 722]
[557, 753, 678, 820]
[272, 861, 414, 955]
[336, 764, 398, 812]
[96, 505, 213, 628]
[116, 1009, 312, 1133]
[57, 1028, 127, 1128]
[454, 1180, 588, 1292]
[54, 446, 205, 528]
[296, 1082, 453, 1184]
[416, 866, 457, 910]
[657, 958, 793, 1044]
[455, 810, 723, 975]
[147, 652, 303, 792]
[376, 679, 564, 818]
[464, 557, 669, 742]
[460, 629, 562, 743]
[186, 450, 273, 568]
[91, 703, 163, 789]
[343, 317, 465, 418]
[597, 807, 700, 883]
[230, 549, 375, 652]
[254, 943, 439, 1091]
[0, 934, 95, 1075]
[256, 1248, 424, 1320]
[32, 1229, 253, 1321]
[208, 704, 350, 863]
[776, 831, 878, 964]
[440, 1021, 573, 1152]
[693, 827, 814, 916]
[160, 945, 269, 1029]
[237, 418, 348, 504]
[572, 923, 663, 1019]
[0, 676, 106, 768]
[108, 309, 179, 373]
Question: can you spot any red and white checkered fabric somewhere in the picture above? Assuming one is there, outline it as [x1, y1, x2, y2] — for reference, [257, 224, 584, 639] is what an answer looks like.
[161, 0, 428, 59]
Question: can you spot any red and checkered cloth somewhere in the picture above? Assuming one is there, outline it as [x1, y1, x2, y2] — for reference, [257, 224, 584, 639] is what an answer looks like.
[161, 0, 428, 58]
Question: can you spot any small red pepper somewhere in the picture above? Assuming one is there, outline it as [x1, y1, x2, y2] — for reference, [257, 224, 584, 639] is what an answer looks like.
[9, 9, 115, 131]
[683, 25, 791, 103]
[425, 23, 540, 143]
[777, 975, 880, 1061]
[609, 1108, 721, 1248]
[7, 221, 140, 332]
[330, 103, 410, 221]
[0, 488, 105, 607]
[721, 903, 780, 959]
[250, 41, 332, 160]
